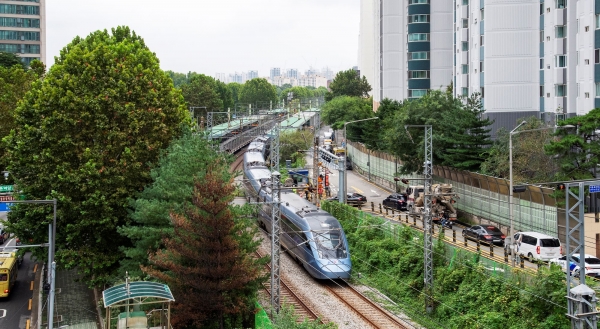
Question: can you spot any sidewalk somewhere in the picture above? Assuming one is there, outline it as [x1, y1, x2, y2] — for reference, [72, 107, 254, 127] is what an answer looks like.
[50, 268, 99, 328]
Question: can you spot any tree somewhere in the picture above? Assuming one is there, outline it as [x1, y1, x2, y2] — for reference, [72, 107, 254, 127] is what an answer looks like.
[320, 96, 377, 146]
[438, 93, 493, 171]
[119, 128, 226, 276]
[239, 78, 278, 107]
[228, 82, 242, 106]
[0, 61, 44, 172]
[279, 130, 313, 167]
[165, 70, 188, 88]
[0, 52, 24, 69]
[180, 74, 223, 116]
[215, 79, 234, 109]
[142, 164, 267, 329]
[546, 108, 600, 180]
[4, 26, 188, 287]
[325, 68, 372, 101]
[482, 117, 558, 183]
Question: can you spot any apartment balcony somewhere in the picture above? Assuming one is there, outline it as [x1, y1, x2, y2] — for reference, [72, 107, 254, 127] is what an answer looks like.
[555, 68, 566, 84]
[461, 28, 468, 41]
[460, 74, 469, 87]
[555, 8, 566, 26]
[555, 97, 567, 112]
[460, 50, 469, 63]
[554, 38, 566, 54]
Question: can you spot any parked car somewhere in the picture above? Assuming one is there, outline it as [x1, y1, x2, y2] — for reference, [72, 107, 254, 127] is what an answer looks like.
[327, 193, 367, 206]
[0, 227, 6, 244]
[462, 225, 506, 246]
[509, 231, 562, 261]
[549, 254, 600, 277]
[382, 193, 408, 211]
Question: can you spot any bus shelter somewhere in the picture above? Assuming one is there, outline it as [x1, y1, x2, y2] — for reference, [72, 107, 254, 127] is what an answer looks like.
[102, 280, 174, 329]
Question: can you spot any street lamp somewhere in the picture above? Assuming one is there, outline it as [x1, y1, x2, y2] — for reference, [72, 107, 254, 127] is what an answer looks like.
[343, 117, 379, 203]
[508, 122, 576, 266]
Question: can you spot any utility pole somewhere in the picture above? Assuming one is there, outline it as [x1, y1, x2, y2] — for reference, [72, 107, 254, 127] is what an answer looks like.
[269, 122, 281, 316]
[313, 135, 319, 207]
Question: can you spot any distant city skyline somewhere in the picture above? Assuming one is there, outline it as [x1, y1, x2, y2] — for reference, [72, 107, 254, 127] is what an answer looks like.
[215, 66, 336, 85]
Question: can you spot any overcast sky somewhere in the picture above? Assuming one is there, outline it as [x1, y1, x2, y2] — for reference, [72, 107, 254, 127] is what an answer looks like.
[46, 0, 360, 77]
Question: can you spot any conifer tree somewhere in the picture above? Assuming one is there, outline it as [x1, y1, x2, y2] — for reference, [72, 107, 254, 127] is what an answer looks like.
[143, 163, 267, 329]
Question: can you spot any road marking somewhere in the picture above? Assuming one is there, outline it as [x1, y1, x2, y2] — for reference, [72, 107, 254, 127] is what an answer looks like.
[371, 189, 380, 196]
[28, 299, 32, 310]
[30, 281, 34, 290]
[26, 319, 30, 329]
[351, 186, 364, 194]
[0, 309, 5, 318]
[33, 264, 38, 273]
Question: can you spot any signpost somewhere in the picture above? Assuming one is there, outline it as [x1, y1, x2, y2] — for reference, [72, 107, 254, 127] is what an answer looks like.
[0, 185, 13, 193]
[590, 185, 600, 193]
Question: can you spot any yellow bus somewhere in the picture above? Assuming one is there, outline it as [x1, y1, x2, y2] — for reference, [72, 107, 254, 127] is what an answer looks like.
[0, 251, 18, 298]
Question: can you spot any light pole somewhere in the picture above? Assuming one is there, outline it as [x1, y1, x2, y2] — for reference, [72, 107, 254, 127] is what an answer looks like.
[343, 117, 379, 203]
[508, 122, 575, 266]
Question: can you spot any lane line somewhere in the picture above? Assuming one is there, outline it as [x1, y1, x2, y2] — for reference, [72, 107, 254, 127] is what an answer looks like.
[28, 298, 32, 310]
[26, 319, 30, 329]
[351, 186, 364, 194]
[33, 264, 37, 273]
[30, 281, 34, 290]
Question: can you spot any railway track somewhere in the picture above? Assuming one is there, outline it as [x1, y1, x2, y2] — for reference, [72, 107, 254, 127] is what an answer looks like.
[230, 149, 246, 173]
[255, 250, 324, 323]
[324, 281, 408, 328]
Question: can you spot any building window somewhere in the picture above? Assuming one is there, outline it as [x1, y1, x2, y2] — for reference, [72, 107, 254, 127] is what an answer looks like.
[596, 49, 600, 63]
[0, 4, 40, 15]
[481, 87, 484, 97]
[0, 30, 40, 41]
[480, 9, 484, 20]
[540, 86, 544, 96]
[462, 19, 468, 28]
[409, 0, 429, 3]
[540, 58, 544, 69]
[540, 30, 544, 42]
[408, 33, 429, 42]
[540, 3, 544, 15]
[461, 87, 469, 96]
[596, 14, 600, 29]
[409, 70, 430, 79]
[555, 55, 567, 67]
[0, 17, 40, 28]
[586, 26, 590, 32]
[585, 92, 590, 98]
[480, 35, 484, 45]
[555, 25, 566, 38]
[409, 51, 429, 60]
[547, 36, 551, 41]
[596, 82, 600, 97]
[480, 61, 484, 72]
[555, 84, 567, 97]
[462, 0, 468, 5]
[547, 93, 551, 97]
[461, 64, 469, 74]
[408, 14, 430, 23]
[585, 59, 590, 65]
[556, 0, 566, 8]
[461, 41, 468, 51]
[547, 7, 551, 13]
[409, 89, 428, 98]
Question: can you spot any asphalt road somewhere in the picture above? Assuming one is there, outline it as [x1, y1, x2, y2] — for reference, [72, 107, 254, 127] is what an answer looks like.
[0, 238, 35, 329]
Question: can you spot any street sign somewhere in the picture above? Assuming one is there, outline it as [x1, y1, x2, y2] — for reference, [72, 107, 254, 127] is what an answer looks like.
[590, 185, 600, 193]
[0, 185, 12, 193]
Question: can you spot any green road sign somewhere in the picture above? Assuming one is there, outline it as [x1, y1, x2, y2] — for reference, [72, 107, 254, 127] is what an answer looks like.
[0, 185, 13, 193]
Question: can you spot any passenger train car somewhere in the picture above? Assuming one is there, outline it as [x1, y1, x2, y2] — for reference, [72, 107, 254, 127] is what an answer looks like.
[243, 135, 352, 280]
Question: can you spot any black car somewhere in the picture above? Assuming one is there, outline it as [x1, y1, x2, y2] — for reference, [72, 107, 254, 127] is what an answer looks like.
[327, 193, 367, 206]
[462, 225, 506, 246]
[382, 193, 408, 211]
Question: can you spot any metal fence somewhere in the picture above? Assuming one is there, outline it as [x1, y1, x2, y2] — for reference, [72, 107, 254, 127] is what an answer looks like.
[347, 141, 559, 237]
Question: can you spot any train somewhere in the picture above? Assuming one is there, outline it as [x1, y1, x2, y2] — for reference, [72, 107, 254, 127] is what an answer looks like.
[243, 135, 352, 280]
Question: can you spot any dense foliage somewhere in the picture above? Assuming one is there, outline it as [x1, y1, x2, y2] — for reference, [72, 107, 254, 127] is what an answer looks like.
[119, 129, 227, 276]
[322, 201, 570, 329]
[0, 52, 24, 69]
[325, 68, 371, 101]
[279, 129, 314, 167]
[239, 78, 278, 107]
[143, 164, 268, 329]
[4, 26, 188, 286]
[180, 74, 224, 118]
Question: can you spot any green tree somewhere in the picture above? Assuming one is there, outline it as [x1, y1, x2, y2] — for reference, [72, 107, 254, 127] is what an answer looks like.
[165, 70, 188, 88]
[228, 82, 242, 106]
[4, 26, 188, 287]
[143, 164, 267, 329]
[320, 96, 377, 146]
[546, 108, 600, 180]
[438, 93, 493, 171]
[482, 117, 558, 182]
[119, 128, 226, 276]
[325, 69, 371, 101]
[0, 62, 44, 172]
[239, 78, 278, 107]
[280, 130, 313, 167]
[0, 52, 24, 69]
[180, 74, 223, 119]
[215, 79, 234, 109]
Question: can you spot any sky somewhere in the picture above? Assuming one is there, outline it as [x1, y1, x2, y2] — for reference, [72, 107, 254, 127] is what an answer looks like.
[46, 0, 361, 77]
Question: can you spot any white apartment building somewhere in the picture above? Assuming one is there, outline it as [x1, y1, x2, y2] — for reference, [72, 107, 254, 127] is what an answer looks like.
[361, 0, 600, 135]
[0, 0, 45, 66]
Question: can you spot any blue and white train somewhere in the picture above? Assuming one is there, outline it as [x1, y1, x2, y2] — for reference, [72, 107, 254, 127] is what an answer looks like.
[243, 135, 352, 280]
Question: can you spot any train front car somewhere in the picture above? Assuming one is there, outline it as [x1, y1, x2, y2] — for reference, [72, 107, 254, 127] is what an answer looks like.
[279, 192, 352, 280]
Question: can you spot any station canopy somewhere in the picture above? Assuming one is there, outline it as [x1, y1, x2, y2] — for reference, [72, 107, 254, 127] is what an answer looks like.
[102, 281, 174, 307]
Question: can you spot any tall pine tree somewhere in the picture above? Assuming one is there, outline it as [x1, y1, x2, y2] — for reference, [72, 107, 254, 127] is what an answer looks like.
[142, 163, 267, 329]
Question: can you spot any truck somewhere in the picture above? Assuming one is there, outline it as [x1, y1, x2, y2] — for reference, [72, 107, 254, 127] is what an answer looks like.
[412, 183, 459, 222]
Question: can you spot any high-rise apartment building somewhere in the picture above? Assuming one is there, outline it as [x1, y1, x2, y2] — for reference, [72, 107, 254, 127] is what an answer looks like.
[361, 0, 599, 135]
[286, 68, 298, 79]
[247, 70, 258, 80]
[270, 67, 281, 80]
[0, 0, 45, 66]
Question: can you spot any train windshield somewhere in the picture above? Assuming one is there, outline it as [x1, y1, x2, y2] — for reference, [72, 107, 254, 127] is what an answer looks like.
[313, 230, 348, 259]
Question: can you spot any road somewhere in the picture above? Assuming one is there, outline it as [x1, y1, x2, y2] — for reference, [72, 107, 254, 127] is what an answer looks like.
[0, 240, 35, 329]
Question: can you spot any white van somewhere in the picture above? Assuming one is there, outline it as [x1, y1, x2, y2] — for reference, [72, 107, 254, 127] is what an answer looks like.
[405, 185, 424, 210]
[513, 231, 562, 261]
